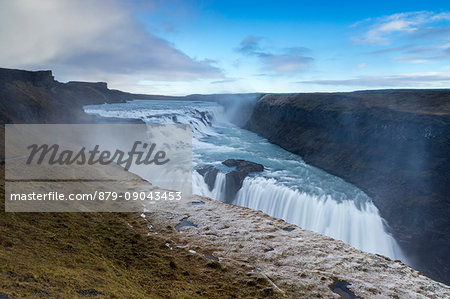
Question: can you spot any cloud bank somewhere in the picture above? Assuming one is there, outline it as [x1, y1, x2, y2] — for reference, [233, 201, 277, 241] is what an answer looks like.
[352, 10, 450, 71]
[0, 0, 223, 82]
[237, 36, 313, 74]
[353, 11, 450, 45]
[299, 72, 450, 87]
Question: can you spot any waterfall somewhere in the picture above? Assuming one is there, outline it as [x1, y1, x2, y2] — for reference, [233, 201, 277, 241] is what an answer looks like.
[235, 177, 403, 258]
[86, 99, 407, 262]
[192, 170, 404, 260]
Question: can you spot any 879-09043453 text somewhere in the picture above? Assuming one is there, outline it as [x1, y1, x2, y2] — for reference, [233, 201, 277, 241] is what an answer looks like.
[9, 191, 182, 202]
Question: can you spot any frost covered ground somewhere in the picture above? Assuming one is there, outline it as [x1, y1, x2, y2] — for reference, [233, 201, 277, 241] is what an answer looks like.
[3, 156, 449, 297]
[143, 192, 450, 298]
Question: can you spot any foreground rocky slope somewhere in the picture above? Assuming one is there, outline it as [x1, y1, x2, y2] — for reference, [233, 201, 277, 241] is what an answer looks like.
[2, 159, 449, 298]
[0, 67, 179, 124]
[1, 67, 449, 296]
[152, 194, 450, 298]
[0, 163, 276, 298]
[245, 91, 450, 284]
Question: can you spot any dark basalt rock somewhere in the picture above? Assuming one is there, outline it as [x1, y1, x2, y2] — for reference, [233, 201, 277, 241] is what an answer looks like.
[0, 292, 12, 299]
[197, 159, 264, 203]
[245, 91, 450, 284]
[197, 166, 219, 191]
[330, 280, 357, 299]
[0, 67, 159, 124]
[76, 289, 107, 296]
[222, 159, 264, 203]
[222, 159, 264, 172]
[175, 219, 197, 230]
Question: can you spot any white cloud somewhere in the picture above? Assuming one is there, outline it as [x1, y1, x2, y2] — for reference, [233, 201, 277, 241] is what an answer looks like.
[210, 78, 240, 84]
[237, 36, 313, 74]
[299, 72, 450, 87]
[237, 36, 264, 55]
[0, 0, 223, 83]
[392, 56, 429, 64]
[355, 62, 368, 68]
[354, 11, 450, 45]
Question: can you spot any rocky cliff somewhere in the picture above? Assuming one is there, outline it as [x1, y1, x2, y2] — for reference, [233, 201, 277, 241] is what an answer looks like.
[2, 157, 449, 298]
[0, 68, 261, 125]
[245, 90, 450, 284]
[0, 68, 147, 123]
[0, 68, 273, 297]
[1, 67, 449, 294]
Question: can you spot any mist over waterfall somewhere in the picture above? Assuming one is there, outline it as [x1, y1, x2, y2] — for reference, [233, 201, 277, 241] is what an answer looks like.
[85, 99, 406, 261]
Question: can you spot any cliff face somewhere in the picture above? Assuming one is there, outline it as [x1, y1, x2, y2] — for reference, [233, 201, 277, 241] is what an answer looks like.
[2, 68, 449, 292]
[0, 68, 261, 125]
[245, 90, 450, 284]
[0, 68, 139, 123]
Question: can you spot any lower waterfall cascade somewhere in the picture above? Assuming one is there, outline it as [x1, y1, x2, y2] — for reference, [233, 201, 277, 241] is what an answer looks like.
[85, 99, 407, 262]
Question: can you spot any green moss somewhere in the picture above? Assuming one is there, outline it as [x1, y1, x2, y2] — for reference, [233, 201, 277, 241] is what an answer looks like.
[0, 166, 277, 298]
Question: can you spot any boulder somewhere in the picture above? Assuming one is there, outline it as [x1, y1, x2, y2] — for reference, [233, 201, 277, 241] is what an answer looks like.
[197, 159, 264, 203]
[222, 159, 264, 203]
[197, 166, 219, 191]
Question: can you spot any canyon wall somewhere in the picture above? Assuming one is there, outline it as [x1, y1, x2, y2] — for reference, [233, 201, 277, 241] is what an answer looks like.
[0, 67, 145, 123]
[245, 90, 450, 284]
[2, 67, 449, 285]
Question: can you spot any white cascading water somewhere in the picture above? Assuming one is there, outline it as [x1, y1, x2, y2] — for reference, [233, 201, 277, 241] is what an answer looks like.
[235, 177, 402, 257]
[85, 99, 406, 262]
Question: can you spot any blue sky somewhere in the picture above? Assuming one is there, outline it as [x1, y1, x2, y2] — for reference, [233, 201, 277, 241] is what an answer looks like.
[1, 0, 449, 94]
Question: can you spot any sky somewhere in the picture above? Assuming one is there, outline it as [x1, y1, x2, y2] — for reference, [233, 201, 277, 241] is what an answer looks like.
[1, 0, 450, 95]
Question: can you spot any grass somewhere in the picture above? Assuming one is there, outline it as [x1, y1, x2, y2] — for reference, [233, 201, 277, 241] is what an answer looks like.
[0, 165, 276, 298]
